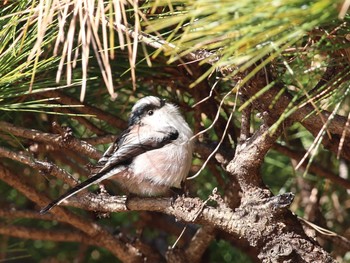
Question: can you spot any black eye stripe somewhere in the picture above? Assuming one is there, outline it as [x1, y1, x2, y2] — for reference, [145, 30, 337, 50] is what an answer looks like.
[128, 99, 166, 126]
[135, 104, 158, 117]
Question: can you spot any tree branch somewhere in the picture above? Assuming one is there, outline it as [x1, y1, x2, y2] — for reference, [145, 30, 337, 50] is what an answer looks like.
[0, 164, 143, 263]
[84, 134, 117, 145]
[0, 208, 58, 222]
[185, 226, 216, 263]
[0, 121, 102, 160]
[0, 223, 98, 246]
[62, 191, 336, 262]
[0, 146, 78, 186]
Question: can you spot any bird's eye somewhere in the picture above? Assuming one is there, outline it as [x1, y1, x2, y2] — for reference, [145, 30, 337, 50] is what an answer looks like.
[148, 110, 154, 116]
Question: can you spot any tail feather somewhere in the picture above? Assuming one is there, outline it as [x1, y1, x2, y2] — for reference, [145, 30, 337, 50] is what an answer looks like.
[40, 173, 107, 214]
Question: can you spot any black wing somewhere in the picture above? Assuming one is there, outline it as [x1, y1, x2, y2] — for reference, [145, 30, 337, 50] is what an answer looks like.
[40, 124, 178, 214]
[97, 124, 178, 174]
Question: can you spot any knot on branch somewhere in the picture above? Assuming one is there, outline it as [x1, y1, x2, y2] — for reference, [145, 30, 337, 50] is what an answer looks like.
[208, 187, 230, 210]
[35, 160, 54, 176]
[52, 122, 74, 145]
[232, 192, 295, 246]
[257, 232, 335, 263]
[240, 192, 294, 217]
[261, 236, 294, 261]
[173, 196, 205, 222]
[269, 192, 295, 210]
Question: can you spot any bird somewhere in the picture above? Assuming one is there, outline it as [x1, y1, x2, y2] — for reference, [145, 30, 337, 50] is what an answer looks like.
[40, 96, 193, 214]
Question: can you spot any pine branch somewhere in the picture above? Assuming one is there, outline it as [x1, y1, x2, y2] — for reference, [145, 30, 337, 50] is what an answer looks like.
[273, 143, 350, 189]
[112, 21, 350, 162]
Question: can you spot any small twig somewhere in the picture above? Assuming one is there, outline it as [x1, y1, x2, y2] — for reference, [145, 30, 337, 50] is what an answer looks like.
[298, 216, 350, 251]
[192, 79, 220, 108]
[187, 103, 235, 180]
[337, 111, 350, 159]
[171, 225, 188, 249]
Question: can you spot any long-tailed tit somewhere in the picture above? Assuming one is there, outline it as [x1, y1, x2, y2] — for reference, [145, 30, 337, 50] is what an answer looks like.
[40, 96, 193, 214]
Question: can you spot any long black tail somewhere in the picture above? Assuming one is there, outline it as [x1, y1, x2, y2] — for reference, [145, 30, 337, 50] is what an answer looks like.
[40, 173, 106, 214]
